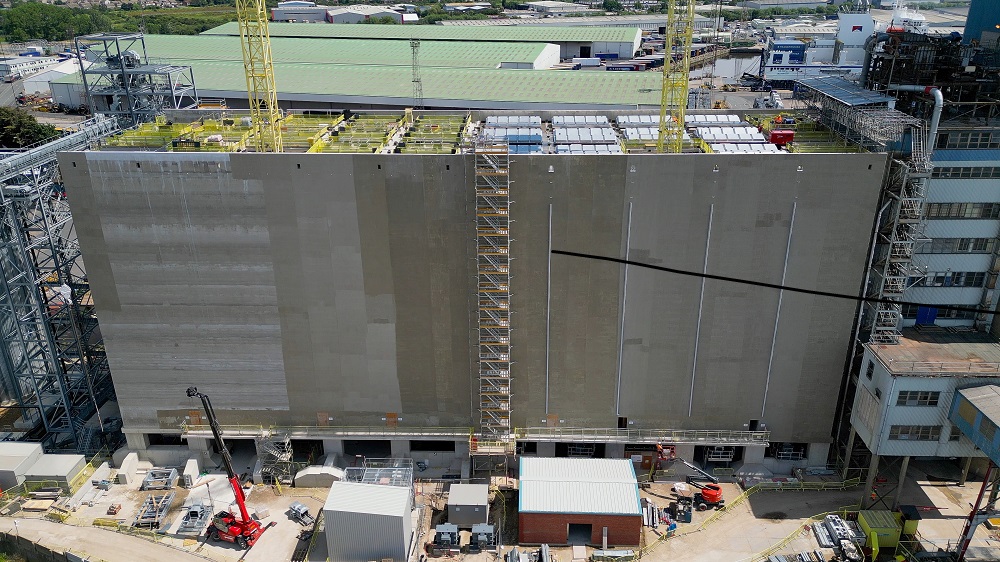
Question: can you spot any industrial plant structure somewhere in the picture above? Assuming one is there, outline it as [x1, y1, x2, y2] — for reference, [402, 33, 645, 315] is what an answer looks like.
[56, 107, 892, 480]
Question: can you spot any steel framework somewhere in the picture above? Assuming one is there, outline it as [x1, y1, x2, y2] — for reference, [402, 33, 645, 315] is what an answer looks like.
[236, 0, 283, 152]
[796, 78, 928, 344]
[0, 116, 120, 452]
[475, 138, 511, 438]
[255, 431, 297, 485]
[411, 39, 424, 110]
[658, 0, 695, 153]
[75, 33, 198, 127]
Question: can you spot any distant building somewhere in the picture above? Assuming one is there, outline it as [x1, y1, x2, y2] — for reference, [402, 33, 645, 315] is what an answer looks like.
[271, 0, 328, 22]
[326, 5, 404, 23]
[741, 0, 828, 9]
[0, 56, 60, 79]
[443, 2, 491, 12]
[524, 1, 598, 16]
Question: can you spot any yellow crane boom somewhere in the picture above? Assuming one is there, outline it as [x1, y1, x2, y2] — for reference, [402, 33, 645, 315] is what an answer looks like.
[658, 0, 696, 153]
[235, 0, 283, 152]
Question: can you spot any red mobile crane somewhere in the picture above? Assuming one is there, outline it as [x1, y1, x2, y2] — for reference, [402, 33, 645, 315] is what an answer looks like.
[186, 387, 274, 549]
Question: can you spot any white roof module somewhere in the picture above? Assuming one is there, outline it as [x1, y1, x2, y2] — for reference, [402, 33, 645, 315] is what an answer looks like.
[518, 457, 641, 516]
[710, 143, 782, 153]
[696, 126, 767, 143]
[684, 114, 744, 126]
[556, 143, 623, 154]
[552, 115, 611, 127]
[553, 127, 618, 144]
[485, 115, 542, 127]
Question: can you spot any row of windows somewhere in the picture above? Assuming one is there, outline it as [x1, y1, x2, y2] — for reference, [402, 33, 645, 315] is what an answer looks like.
[931, 166, 1000, 179]
[937, 131, 1000, 149]
[925, 203, 1000, 219]
[909, 271, 986, 288]
[901, 304, 977, 320]
[889, 425, 941, 441]
[896, 390, 939, 406]
[915, 238, 996, 254]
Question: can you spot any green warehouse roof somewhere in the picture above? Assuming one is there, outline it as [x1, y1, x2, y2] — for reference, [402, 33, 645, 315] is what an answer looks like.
[141, 34, 552, 69]
[56, 58, 663, 107]
[202, 21, 641, 44]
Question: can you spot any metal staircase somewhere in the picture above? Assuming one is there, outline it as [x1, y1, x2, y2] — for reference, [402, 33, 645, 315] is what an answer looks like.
[869, 127, 930, 345]
[475, 138, 512, 438]
[255, 431, 296, 484]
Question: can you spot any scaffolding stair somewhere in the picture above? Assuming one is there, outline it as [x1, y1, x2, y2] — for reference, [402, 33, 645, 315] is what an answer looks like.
[476, 140, 512, 439]
[255, 431, 296, 485]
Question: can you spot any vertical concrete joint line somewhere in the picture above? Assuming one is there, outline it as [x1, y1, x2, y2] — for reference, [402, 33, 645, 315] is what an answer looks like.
[690, 203, 714, 417]
[616, 201, 632, 417]
[762, 201, 797, 418]
[545, 203, 553, 415]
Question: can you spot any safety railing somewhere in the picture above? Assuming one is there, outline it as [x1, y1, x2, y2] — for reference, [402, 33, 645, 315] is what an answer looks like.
[883, 360, 1000, 374]
[514, 427, 770, 445]
[181, 423, 473, 439]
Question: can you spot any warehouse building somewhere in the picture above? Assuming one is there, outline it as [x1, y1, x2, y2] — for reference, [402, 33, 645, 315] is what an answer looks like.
[202, 22, 642, 59]
[741, 0, 828, 9]
[325, 6, 405, 24]
[518, 457, 641, 546]
[51, 28, 642, 111]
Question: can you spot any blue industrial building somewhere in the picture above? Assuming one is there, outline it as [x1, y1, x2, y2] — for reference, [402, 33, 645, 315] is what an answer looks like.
[964, 0, 1000, 44]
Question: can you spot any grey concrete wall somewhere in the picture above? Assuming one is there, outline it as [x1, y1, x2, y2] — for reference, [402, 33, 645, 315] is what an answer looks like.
[511, 153, 886, 444]
[61, 150, 885, 444]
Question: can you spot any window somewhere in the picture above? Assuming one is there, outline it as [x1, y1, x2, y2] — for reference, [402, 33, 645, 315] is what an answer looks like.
[916, 238, 996, 254]
[932, 166, 1000, 179]
[911, 271, 986, 288]
[958, 397, 978, 425]
[896, 390, 940, 406]
[925, 203, 1000, 219]
[888, 425, 941, 441]
[980, 419, 997, 442]
[901, 305, 975, 320]
[950, 426, 962, 442]
[865, 361, 875, 380]
[937, 130, 1000, 149]
[875, 388, 882, 400]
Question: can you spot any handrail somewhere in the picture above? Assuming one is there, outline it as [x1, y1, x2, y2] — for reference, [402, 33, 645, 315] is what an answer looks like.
[180, 423, 473, 438]
[882, 360, 1000, 374]
[515, 427, 770, 444]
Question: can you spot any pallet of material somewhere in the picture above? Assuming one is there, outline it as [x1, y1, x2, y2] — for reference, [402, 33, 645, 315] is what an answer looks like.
[133, 491, 175, 529]
[140, 468, 178, 491]
[22, 499, 55, 511]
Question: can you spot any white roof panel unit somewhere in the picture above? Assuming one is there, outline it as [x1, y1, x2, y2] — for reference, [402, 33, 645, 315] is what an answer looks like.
[616, 114, 657, 126]
[685, 114, 743, 126]
[710, 143, 781, 153]
[518, 457, 641, 516]
[696, 126, 766, 143]
[553, 115, 610, 127]
[484, 115, 541, 127]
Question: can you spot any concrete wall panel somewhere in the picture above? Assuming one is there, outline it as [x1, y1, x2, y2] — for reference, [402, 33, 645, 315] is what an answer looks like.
[63, 149, 885, 444]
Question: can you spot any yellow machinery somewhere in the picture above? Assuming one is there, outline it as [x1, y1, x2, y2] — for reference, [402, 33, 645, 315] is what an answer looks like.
[235, 0, 283, 152]
[658, 0, 696, 153]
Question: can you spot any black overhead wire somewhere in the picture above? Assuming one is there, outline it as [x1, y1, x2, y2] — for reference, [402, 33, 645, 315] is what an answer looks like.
[552, 249, 997, 317]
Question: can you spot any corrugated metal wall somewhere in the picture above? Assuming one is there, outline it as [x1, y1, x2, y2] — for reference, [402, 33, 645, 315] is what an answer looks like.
[325, 510, 409, 562]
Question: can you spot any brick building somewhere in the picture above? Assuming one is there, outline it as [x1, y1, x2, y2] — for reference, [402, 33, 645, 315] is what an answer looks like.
[518, 458, 642, 546]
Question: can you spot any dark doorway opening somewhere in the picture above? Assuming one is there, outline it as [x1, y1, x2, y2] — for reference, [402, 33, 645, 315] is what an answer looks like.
[568, 523, 592, 545]
[748, 420, 760, 431]
[344, 439, 392, 459]
[580, 46, 592, 58]
[618, 417, 628, 429]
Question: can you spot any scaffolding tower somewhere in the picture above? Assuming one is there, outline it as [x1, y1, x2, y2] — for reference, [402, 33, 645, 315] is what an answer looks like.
[75, 33, 198, 128]
[255, 431, 296, 485]
[0, 116, 121, 452]
[475, 138, 512, 438]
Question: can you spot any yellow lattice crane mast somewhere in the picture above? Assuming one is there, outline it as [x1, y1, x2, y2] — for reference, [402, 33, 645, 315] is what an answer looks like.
[235, 0, 283, 152]
[658, 0, 696, 153]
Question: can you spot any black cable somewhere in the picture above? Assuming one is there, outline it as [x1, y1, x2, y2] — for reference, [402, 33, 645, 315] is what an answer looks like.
[552, 249, 997, 317]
